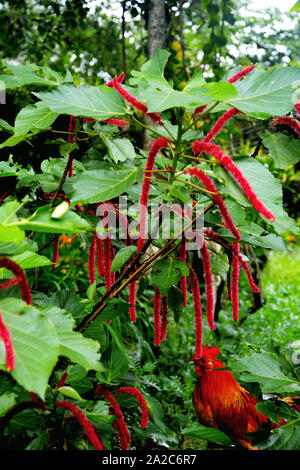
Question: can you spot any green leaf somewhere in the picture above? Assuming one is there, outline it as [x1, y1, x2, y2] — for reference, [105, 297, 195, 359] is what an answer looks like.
[259, 419, 300, 450]
[101, 136, 136, 163]
[11, 251, 52, 269]
[14, 101, 58, 136]
[0, 392, 17, 416]
[98, 340, 128, 383]
[151, 258, 189, 296]
[232, 352, 300, 393]
[44, 306, 102, 372]
[183, 423, 234, 446]
[0, 161, 18, 177]
[262, 133, 300, 169]
[205, 81, 238, 101]
[290, 0, 300, 12]
[228, 67, 300, 118]
[0, 225, 24, 244]
[34, 84, 127, 120]
[0, 64, 65, 89]
[210, 253, 229, 281]
[0, 299, 59, 399]
[71, 168, 137, 205]
[58, 386, 85, 401]
[15, 205, 91, 234]
[110, 246, 137, 272]
[86, 282, 97, 301]
[0, 133, 34, 149]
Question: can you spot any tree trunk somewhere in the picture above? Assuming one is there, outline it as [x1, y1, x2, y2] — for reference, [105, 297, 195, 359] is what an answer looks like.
[147, 0, 166, 58]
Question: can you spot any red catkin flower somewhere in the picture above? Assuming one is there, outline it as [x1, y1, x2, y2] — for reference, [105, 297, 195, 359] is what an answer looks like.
[186, 263, 203, 360]
[199, 241, 215, 330]
[52, 237, 59, 271]
[112, 77, 163, 125]
[116, 387, 149, 429]
[272, 117, 300, 138]
[231, 242, 240, 322]
[88, 235, 97, 285]
[57, 371, 69, 389]
[0, 258, 32, 305]
[294, 102, 300, 116]
[67, 115, 77, 178]
[203, 108, 241, 143]
[203, 229, 260, 294]
[56, 400, 105, 450]
[128, 282, 137, 323]
[137, 137, 170, 252]
[193, 141, 276, 221]
[153, 288, 162, 346]
[0, 310, 15, 371]
[179, 239, 188, 307]
[96, 237, 105, 278]
[105, 73, 125, 88]
[0, 278, 19, 290]
[96, 386, 131, 450]
[102, 118, 128, 126]
[227, 64, 256, 83]
[103, 237, 113, 292]
[184, 167, 241, 240]
[193, 104, 208, 117]
[160, 295, 169, 342]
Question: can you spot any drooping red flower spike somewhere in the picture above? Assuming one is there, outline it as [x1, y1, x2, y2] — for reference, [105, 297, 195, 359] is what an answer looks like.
[295, 102, 300, 116]
[200, 241, 215, 330]
[179, 239, 188, 307]
[272, 117, 300, 138]
[0, 310, 15, 371]
[112, 77, 163, 125]
[96, 385, 130, 450]
[203, 229, 260, 294]
[88, 235, 97, 286]
[203, 108, 241, 143]
[83, 117, 128, 126]
[137, 137, 171, 252]
[128, 282, 137, 323]
[186, 263, 203, 360]
[67, 115, 77, 178]
[227, 64, 256, 83]
[96, 237, 105, 278]
[56, 400, 105, 450]
[231, 242, 240, 322]
[160, 295, 169, 342]
[0, 258, 32, 305]
[105, 73, 125, 88]
[116, 387, 149, 429]
[193, 105, 208, 117]
[52, 236, 59, 271]
[57, 371, 69, 389]
[184, 167, 241, 240]
[193, 141, 276, 221]
[153, 288, 162, 346]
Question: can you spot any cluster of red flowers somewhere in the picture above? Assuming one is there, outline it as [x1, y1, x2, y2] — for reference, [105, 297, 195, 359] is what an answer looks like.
[96, 385, 149, 450]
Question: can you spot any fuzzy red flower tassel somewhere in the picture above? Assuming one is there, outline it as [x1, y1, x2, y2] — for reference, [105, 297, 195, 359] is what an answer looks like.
[231, 242, 240, 322]
[272, 117, 300, 138]
[193, 141, 276, 221]
[186, 263, 203, 360]
[116, 387, 149, 429]
[96, 237, 105, 278]
[128, 282, 137, 323]
[0, 258, 32, 305]
[0, 310, 15, 371]
[184, 167, 240, 240]
[160, 295, 169, 342]
[203, 108, 241, 143]
[57, 371, 69, 389]
[96, 385, 131, 450]
[200, 241, 215, 330]
[88, 235, 97, 285]
[227, 65, 256, 83]
[56, 400, 105, 450]
[153, 288, 162, 346]
[137, 137, 170, 252]
[295, 102, 300, 116]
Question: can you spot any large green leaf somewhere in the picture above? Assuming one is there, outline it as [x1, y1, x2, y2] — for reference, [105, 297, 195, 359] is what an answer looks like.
[151, 258, 189, 296]
[71, 168, 137, 205]
[110, 246, 137, 272]
[11, 251, 52, 269]
[101, 136, 136, 163]
[228, 67, 300, 118]
[233, 352, 300, 393]
[0, 392, 17, 417]
[0, 299, 59, 399]
[259, 419, 300, 450]
[43, 306, 102, 372]
[14, 205, 91, 233]
[183, 423, 234, 446]
[97, 339, 129, 383]
[215, 157, 299, 234]
[0, 64, 66, 89]
[35, 84, 127, 120]
[14, 101, 58, 136]
[262, 132, 300, 169]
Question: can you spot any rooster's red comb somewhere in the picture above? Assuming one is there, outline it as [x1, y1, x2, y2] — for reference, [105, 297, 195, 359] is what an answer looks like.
[203, 344, 220, 357]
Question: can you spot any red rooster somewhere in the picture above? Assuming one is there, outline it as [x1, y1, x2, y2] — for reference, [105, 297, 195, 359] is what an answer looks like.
[192, 345, 274, 450]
